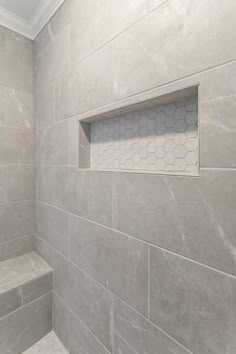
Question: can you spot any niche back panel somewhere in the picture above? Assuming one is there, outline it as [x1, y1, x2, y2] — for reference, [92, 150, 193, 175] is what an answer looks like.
[79, 89, 199, 176]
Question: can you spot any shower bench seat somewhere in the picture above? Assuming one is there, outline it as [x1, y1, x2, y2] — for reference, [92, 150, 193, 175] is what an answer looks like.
[0, 252, 53, 353]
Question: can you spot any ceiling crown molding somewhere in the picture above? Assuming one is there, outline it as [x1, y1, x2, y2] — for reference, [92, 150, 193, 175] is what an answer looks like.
[0, 0, 64, 40]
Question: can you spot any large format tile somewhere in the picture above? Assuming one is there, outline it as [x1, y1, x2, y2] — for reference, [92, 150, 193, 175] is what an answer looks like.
[0, 127, 33, 164]
[53, 292, 69, 350]
[55, 167, 113, 227]
[113, 170, 236, 275]
[113, 173, 183, 251]
[0, 86, 6, 126]
[69, 0, 149, 66]
[35, 165, 55, 204]
[33, 235, 55, 269]
[0, 201, 34, 243]
[149, 247, 236, 354]
[6, 90, 33, 129]
[114, 297, 190, 354]
[0, 272, 51, 321]
[0, 243, 6, 262]
[0, 166, 6, 203]
[35, 83, 55, 128]
[7, 165, 34, 202]
[149, 0, 167, 11]
[0, 292, 52, 354]
[69, 215, 148, 316]
[0, 288, 21, 319]
[114, 333, 136, 354]
[54, 253, 113, 351]
[35, 26, 69, 92]
[36, 202, 69, 257]
[69, 312, 109, 354]
[0, 27, 33, 93]
[112, 0, 236, 100]
[200, 95, 236, 168]
[199, 61, 236, 102]
[58, 43, 113, 118]
[35, 121, 69, 164]
[6, 235, 34, 259]
[21, 273, 52, 305]
[68, 117, 79, 165]
[166, 169, 236, 275]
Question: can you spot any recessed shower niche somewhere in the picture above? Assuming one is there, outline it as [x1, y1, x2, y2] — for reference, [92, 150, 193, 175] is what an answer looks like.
[78, 87, 199, 175]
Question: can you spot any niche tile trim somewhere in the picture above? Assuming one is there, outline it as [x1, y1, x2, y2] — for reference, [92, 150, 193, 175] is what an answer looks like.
[78, 87, 199, 176]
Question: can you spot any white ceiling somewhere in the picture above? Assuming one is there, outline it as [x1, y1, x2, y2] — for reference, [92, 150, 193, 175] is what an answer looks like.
[0, 0, 64, 39]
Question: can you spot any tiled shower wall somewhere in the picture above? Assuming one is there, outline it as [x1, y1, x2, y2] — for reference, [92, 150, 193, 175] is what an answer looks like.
[0, 26, 34, 261]
[34, 1, 236, 353]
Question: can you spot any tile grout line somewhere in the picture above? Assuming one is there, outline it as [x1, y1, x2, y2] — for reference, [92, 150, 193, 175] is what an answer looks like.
[147, 245, 150, 319]
[33, 162, 236, 172]
[35, 234, 194, 354]
[0, 290, 52, 322]
[35, 0, 168, 94]
[53, 290, 111, 354]
[37, 200, 236, 280]
[53, 279, 193, 354]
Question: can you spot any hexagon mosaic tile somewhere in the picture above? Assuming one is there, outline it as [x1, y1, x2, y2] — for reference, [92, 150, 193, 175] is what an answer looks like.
[90, 96, 198, 175]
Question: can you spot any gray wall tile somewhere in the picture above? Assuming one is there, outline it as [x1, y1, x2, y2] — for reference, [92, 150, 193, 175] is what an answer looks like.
[199, 61, 236, 102]
[0, 27, 33, 93]
[0, 292, 52, 353]
[0, 201, 34, 243]
[33, 0, 236, 353]
[149, 247, 236, 354]
[113, 171, 236, 276]
[33, 235, 55, 269]
[53, 292, 69, 350]
[35, 26, 69, 92]
[0, 288, 21, 319]
[114, 333, 137, 354]
[21, 273, 52, 305]
[0, 166, 6, 203]
[69, 311, 110, 354]
[113, 172, 183, 250]
[36, 202, 69, 257]
[35, 165, 55, 204]
[69, 0, 148, 66]
[0, 24, 34, 273]
[55, 167, 113, 227]
[0, 127, 33, 164]
[35, 83, 55, 128]
[54, 252, 71, 304]
[6, 89, 33, 129]
[69, 117, 79, 165]
[54, 252, 113, 351]
[6, 235, 34, 259]
[0, 86, 6, 126]
[167, 170, 236, 275]
[69, 215, 148, 316]
[112, 0, 236, 101]
[35, 121, 69, 164]
[7, 165, 34, 202]
[59, 43, 113, 117]
[201, 95, 236, 168]
[0, 243, 6, 262]
[114, 297, 190, 354]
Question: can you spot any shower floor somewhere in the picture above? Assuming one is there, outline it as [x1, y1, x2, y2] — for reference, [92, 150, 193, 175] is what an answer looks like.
[23, 332, 67, 353]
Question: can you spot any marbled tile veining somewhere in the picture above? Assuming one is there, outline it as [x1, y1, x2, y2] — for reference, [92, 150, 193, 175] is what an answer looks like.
[90, 96, 198, 175]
